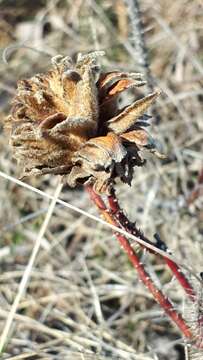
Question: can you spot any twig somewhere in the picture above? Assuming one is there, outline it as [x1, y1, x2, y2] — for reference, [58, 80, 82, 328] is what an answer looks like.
[186, 168, 203, 205]
[86, 185, 194, 343]
[108, 188, 196, 302]
[124, 0, 154, 92]
[124, 0, 161, 125]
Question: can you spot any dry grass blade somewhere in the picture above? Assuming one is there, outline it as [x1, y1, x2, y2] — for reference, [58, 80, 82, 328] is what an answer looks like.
[0, 170, 200, 282]
[0, 180, 63, 353]
[0, 1, 202, 357]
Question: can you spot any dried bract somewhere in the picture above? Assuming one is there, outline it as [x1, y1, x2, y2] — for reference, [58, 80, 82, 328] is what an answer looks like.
[7, 51, 161, 193]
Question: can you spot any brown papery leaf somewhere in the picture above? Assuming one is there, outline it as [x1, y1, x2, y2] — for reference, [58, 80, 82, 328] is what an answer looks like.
[107, 90, 161, 134]
[120, 129, 151, 147]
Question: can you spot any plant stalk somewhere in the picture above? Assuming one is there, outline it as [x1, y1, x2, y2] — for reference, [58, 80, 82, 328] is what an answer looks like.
[108, 188, 196, 302]
[86, 185, 194, 342]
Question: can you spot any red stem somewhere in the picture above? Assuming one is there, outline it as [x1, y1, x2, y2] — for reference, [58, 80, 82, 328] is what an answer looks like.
[108, 189, 196, 302]
[86, 185, 194, 342]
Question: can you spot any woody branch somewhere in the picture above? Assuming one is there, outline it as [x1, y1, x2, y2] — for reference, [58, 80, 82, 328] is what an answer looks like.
[86, 184, 196, 344]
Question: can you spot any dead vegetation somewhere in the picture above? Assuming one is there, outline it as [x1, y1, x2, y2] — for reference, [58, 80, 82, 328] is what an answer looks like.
[0, 0, 202, 359]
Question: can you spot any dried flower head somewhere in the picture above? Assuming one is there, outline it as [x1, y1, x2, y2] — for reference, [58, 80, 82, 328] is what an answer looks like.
[7, 51, 161, 193]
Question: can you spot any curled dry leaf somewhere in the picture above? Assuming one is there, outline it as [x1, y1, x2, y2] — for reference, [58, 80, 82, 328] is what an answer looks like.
[7, 51, 161, 193]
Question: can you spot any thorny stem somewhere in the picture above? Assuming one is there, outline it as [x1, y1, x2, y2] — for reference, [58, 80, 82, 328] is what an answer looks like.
[124, 0, 161, 123]
[124, 0, 154, 92]
[108, 188, 196, 302]
[187, 168, 203, 205]
[85, 185, 194, 343]
[108, 189, 203, 349]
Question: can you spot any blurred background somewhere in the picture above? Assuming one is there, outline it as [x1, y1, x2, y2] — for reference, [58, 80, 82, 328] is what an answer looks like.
[0, 0, 202, 359]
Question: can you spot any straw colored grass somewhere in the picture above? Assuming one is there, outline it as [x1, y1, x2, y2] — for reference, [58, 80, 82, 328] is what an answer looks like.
[0, 0, 202, 359]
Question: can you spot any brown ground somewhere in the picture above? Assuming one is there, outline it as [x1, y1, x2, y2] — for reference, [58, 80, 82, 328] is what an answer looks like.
[0, 1, 202, 359]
